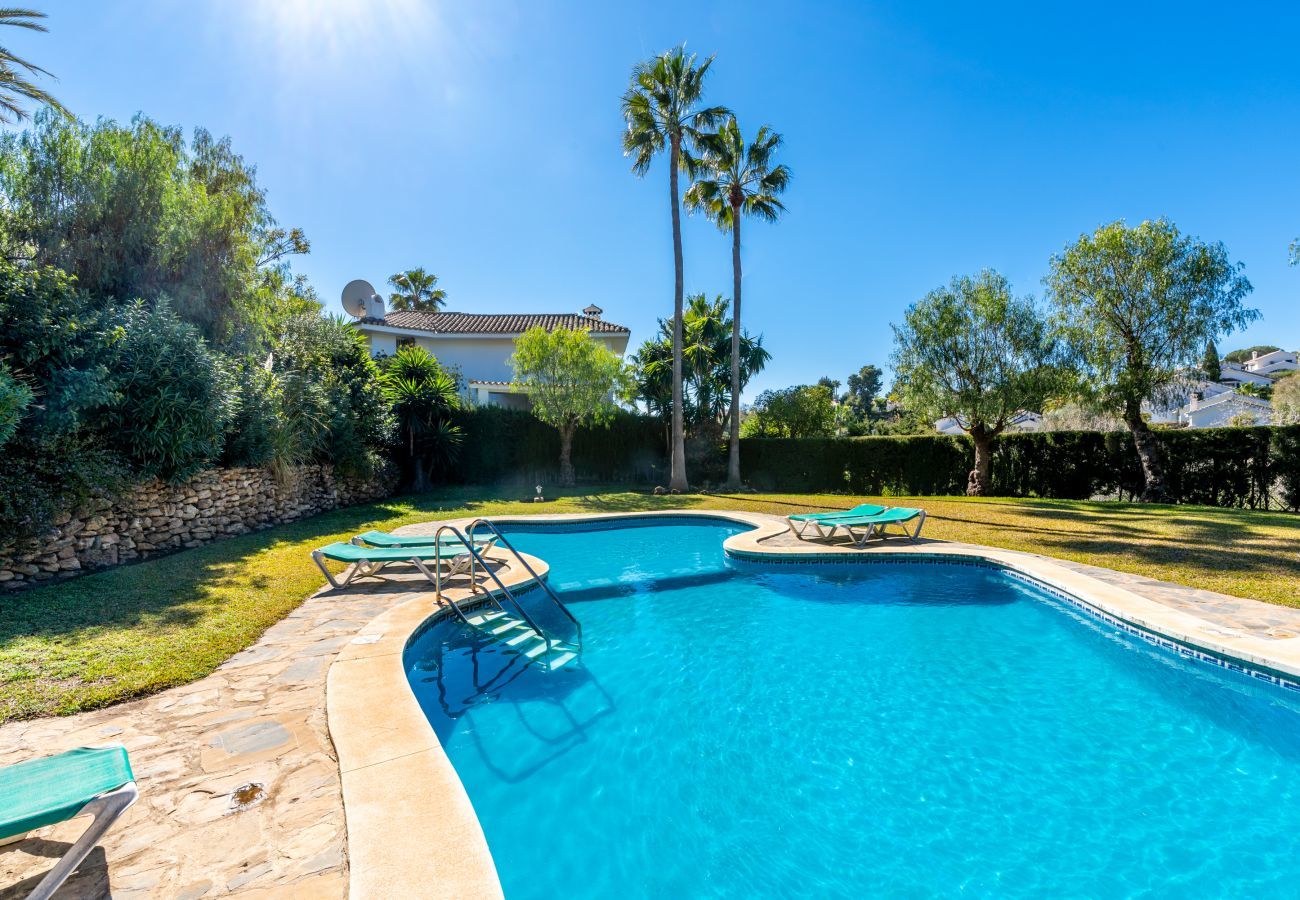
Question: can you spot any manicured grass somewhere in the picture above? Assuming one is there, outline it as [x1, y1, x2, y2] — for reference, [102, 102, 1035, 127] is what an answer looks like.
[1, 487, 1297, 722]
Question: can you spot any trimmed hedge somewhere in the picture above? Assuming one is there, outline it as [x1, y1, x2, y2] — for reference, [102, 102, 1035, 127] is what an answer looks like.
[443, 410, 1300, 511]
[446, 407, 666, 486]
[742, 426, 1300, 510]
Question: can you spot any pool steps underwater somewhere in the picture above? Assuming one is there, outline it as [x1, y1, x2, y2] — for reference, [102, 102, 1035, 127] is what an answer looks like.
[463, 609, 580, 671]
[432, 518, 586, 672]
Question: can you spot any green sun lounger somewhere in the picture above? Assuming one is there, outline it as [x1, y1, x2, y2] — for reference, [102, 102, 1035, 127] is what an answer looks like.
[816, 507, 927, 548]
[311, 542, 477, 590]
[786, 503, 889, 537]
[1, 745, 137, 900]
[351, 529, 495, 551]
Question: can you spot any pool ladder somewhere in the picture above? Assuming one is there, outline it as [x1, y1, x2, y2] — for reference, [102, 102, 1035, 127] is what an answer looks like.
[433, 518, 582, 672]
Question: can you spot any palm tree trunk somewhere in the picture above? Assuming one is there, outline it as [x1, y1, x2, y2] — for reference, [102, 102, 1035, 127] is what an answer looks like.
[667, 135, 688, 492]
[725, 209, 743, 490]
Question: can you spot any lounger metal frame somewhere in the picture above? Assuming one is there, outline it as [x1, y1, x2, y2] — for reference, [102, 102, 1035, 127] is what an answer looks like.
[310, 550, 472, 590]
[832, 510, 928, 548]
[20, 745, 139, 900]
[786, 507, 888, 538]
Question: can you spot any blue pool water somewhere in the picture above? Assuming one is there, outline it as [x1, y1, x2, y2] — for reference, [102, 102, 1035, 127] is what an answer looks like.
[404, 518, 1300, 898]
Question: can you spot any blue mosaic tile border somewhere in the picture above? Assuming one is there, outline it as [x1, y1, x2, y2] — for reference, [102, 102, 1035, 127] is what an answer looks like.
[726, 547, 1300, 693]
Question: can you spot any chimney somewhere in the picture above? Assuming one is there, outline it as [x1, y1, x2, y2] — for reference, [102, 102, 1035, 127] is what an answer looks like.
[582, 304, 603, 319]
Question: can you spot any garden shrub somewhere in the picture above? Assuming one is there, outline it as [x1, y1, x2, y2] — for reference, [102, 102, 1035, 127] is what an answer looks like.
[0, 264, 125, 537]
[0, 362, 32, 450]
[221, 358, 279, 468]
[102, 301, 237, 481]
[270, 314, 394, 478]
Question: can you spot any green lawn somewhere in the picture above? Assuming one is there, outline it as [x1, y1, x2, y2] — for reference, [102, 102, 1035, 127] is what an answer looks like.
[1, 487, 1297, 723]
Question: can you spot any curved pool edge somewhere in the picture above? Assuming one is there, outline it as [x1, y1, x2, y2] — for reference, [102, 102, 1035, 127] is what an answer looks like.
[326, 509, 1300, 899]
[325, 545, 555, 900]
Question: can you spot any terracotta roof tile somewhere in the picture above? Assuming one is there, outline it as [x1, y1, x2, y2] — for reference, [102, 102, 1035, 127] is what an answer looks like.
[367, 310, 629, 335]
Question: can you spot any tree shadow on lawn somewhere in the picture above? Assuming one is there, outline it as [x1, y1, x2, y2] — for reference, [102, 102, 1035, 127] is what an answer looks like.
[1028, 531, 1300, 589]
[0, 487, 672, 649]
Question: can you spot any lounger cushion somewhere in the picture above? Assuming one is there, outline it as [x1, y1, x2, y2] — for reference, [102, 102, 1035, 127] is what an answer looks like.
[830, 507, 923, 528]
[0, 746, 134, 840]
[354, 530, 487, 548]
[788, 503, 887, 523]
[317, 542, 469, 563]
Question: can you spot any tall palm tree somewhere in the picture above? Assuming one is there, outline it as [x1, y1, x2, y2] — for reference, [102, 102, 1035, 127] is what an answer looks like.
[0, 8, 67, 123]
[387, 267, 447, 313]
[621, 46, 727, 492]
[684, 116, 790, 489]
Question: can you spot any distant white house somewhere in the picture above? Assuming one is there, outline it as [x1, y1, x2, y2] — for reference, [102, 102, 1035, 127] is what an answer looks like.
[934, 411, 1042, 436]
[1216, 364, 1276, 389]
[1179, 391, 1273, 428]
[1239, 348, 1299, 376]
[1146, 379, 1234, 425]
[352, 302, 631, 408]
[1146, 345, 1299, 427]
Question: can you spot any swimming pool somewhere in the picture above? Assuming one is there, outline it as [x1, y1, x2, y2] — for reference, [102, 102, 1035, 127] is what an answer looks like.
[404, 518, 1300, 898]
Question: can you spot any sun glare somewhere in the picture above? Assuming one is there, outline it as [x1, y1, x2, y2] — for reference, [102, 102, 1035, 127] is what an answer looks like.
[240, 0, 444, 68]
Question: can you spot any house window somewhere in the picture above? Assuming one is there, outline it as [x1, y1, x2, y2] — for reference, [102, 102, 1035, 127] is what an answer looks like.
[396, 337, 415, 349]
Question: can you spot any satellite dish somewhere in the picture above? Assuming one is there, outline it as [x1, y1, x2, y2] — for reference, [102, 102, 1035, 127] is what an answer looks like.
[341, 279, 378, 318]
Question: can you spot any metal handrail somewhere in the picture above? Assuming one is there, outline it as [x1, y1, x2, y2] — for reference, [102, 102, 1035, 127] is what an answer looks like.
[433, 523, 558, 653]
[465, 517, 583, 647]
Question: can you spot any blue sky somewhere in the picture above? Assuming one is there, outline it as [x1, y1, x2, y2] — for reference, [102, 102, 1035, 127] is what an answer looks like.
[35, 1, 1300, 397]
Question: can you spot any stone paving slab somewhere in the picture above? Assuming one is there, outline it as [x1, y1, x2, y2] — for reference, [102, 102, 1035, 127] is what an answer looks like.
[3, 511, 1299, 897]
[0, 565, 443, 899]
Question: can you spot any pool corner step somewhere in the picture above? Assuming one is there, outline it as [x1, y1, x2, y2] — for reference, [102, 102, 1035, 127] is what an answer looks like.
[463, 611, 580, 671]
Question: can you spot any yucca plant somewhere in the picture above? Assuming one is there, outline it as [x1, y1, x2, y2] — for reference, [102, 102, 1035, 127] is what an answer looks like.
[381, 346, 461, 490]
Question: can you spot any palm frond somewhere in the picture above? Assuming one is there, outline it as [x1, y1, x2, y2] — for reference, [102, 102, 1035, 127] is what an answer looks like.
[0, 9, 48, 31]
[0, 9, 66, 122]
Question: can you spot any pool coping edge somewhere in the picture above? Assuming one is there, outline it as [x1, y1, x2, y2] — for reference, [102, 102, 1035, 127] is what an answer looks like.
[326, 508, 1300, 899]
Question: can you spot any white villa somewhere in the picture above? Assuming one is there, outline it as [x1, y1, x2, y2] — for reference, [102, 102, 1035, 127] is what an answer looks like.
[352, 302, 631, 408]
[1219, 348, 1299, 388]
[1147, 382, 1274, 428]
[1147, 348, 1298, 428]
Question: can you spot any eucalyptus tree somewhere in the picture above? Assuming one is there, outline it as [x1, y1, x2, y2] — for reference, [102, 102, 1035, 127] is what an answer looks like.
[892, 271, 1054, 496]
[1046, 219, 1255, 502]
[684, 116, 790, 488]
[621, 46, 727, 492]
[0, 8, 67, 123]
[387, 267, 447, 312]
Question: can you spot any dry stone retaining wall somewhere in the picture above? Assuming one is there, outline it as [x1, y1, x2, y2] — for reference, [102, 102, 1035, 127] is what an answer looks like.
[0, 464, 395, 591]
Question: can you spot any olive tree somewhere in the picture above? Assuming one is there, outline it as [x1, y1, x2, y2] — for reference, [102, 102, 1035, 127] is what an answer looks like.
[1046, 219, 1256, 501]
[891, 271, 1053, 496]
[1274, 376, 1300, 426]
[511, 326, 629, 486]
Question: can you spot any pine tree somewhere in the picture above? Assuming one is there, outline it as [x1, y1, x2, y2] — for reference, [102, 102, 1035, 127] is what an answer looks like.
[1202, 340, 1221, 382]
